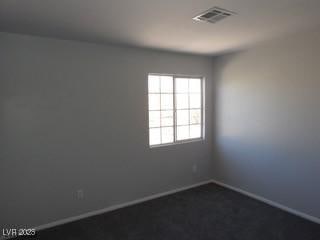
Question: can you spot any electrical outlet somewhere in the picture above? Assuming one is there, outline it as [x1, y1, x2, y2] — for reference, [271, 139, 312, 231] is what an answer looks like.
[77, 189, 84, 199]
[192, 164, 198, 173]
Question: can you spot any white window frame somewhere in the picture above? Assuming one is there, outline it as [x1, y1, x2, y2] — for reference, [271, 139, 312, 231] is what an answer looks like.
[148, 73, 205, 147]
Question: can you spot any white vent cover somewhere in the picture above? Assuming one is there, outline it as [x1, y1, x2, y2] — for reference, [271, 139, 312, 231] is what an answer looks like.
[193, 7, 235, 24]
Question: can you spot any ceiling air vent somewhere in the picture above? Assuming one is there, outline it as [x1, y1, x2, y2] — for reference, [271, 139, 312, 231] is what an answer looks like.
[193, 7, 235, 24]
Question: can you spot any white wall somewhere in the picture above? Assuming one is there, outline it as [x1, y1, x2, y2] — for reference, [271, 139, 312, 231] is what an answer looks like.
[212, 27, 320, 218]
[0, 32, 214, 228]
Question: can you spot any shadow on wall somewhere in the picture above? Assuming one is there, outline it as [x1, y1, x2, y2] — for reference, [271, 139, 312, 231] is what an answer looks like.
[211, 46, 320, 217]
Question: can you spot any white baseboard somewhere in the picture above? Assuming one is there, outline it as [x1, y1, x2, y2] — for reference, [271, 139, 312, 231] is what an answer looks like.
[36, 179, 212, 231]
[2, 178, 318, 240]
[0, 180, 211, 240]
[211, 179, 320, 224]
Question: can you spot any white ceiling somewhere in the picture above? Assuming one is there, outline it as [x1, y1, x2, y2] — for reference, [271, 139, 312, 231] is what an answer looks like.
[1, 0, 320, 55]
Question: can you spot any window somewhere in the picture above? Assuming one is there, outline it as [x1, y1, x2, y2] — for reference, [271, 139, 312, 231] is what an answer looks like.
[148, 74, 204, 146]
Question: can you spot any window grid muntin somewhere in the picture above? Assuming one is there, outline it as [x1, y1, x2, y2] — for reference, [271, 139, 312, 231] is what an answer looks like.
[148, 74, 203, 146]
[159, 76, 173, 143]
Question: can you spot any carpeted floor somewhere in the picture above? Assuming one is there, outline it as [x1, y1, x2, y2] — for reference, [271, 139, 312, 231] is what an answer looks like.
[20, 183, 320, 240]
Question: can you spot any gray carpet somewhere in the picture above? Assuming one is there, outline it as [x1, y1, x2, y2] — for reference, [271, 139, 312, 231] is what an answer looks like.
[20, 183, 320, 240]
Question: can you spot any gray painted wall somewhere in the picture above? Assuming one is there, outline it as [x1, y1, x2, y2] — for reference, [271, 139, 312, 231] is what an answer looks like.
[212, 28, 320, 218]
[0, 32, 213, 228]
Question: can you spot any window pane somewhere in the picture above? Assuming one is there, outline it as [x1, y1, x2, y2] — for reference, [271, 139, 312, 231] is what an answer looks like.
[160, 76, 173, 93]
[149, 111, 160, 128]
[176, 94, 188, 109]
[149, 128, 161, 145]
[190, 124, 201, 138]
[189, 78, 201, 93]
[161, 111, 173, 126]
[190, 109, 201, 124]
[177, 110, 189, 125]
[175, 78, 189, 93]
[148, 75, 160, 93]
[148, 94, 160, 110]
[148, 74, 203, 146]
[177, 125, 189, 140]
[189, 93, 201, 108]
[161, 127, 174, 144]
[161, 94, 173, 110]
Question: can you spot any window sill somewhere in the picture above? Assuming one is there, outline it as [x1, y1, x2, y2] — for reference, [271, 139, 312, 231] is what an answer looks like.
[149, 138, 204, 148]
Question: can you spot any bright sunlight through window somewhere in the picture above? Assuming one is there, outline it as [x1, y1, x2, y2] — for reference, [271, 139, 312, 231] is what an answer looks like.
[148, 74, 204, 146]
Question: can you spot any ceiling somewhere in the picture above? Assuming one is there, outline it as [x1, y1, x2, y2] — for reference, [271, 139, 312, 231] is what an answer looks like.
[1, 0, 320, 55]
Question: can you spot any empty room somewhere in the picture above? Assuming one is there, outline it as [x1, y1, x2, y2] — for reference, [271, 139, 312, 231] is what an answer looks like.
[1, 0, 320, 239]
